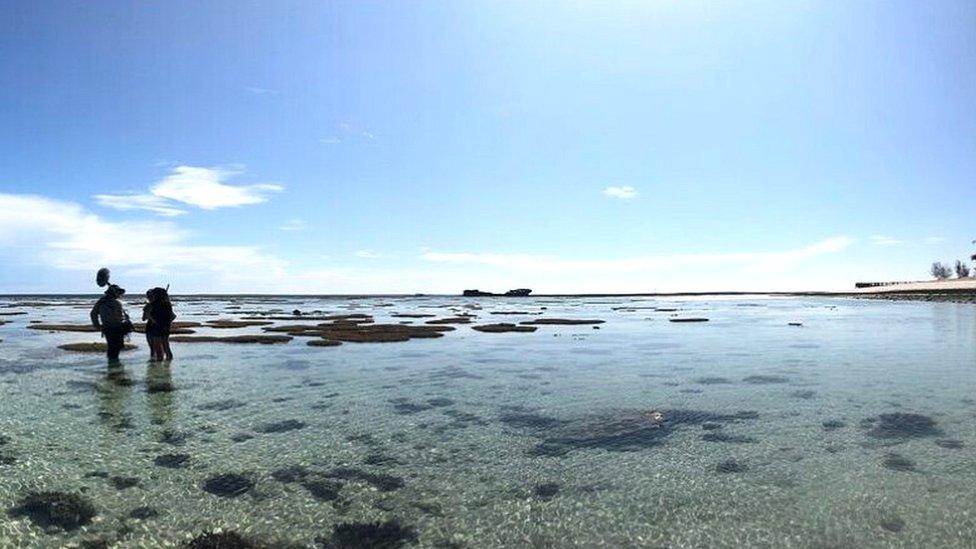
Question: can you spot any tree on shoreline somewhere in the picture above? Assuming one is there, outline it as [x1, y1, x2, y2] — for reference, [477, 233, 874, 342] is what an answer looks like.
[955, 260, 971, 278]
[931, 262, 952, 280]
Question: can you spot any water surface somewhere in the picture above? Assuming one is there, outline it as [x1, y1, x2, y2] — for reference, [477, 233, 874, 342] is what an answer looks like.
[0, 295, 974, 547]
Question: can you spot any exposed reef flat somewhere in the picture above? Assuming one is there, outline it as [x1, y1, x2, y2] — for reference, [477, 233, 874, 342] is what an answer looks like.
[132, 321, 200, 334]
[472, 323, 539, 333]
[169, 335, 293, 344]
[520, 318, 605, 325]
[425, 316, 475, 325]
[271, 322, 453, 343]
[29, 323, 98, 332]
[205, 319, 275, 328]
[58, 342, 137, 352]
[307, 339, 343, 347]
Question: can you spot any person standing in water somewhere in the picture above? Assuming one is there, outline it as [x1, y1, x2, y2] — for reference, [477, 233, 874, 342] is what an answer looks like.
[143, 287, 175, 361]
[90, 283, 131, 362]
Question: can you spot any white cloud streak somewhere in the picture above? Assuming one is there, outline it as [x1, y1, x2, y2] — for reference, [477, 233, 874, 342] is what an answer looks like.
[151, 166, 282, 209]
[93, 193, 187, 217]
[278, 219, 307, 232]
[422, 237, 854, 276]
[603, 185, 638, 199]
[323, 122, 375, 145]
[0, 191, 859, 293]
[0, 193, 286, 289]
[244, 86, 278, 96]
[95, 166, 283, 216]
[869, 235, 903, 246]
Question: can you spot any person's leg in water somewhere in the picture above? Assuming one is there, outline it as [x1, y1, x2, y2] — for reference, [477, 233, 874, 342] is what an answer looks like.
[162, 335, 173, 361]
[105, 328, 124, 363]
[153, 335, 165, 361]
[146, 333, 157, 361]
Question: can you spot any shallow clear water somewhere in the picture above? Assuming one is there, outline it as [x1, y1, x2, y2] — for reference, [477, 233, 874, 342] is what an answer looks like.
[0, 295, 974, 548]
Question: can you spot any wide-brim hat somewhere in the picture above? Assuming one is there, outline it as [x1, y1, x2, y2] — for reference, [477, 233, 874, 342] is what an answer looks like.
[106, 284, 126, 297]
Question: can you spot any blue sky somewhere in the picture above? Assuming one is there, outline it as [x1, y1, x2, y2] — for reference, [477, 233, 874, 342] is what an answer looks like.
[1, 1, 974, 293]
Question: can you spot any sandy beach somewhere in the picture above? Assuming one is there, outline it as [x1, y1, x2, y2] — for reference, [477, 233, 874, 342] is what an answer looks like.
[844, 279, 976, 304]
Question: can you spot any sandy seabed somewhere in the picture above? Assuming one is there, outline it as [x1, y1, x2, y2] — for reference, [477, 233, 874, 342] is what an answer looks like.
[0, 294, 974, 547]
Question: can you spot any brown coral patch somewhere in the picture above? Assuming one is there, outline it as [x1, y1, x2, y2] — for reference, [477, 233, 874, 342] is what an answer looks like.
[132, 322, 198, 335]
[58, 342, 137, 353]
[472, 323, 538, 333]
[520, 318, 605, 325]
[333, 324, 451, 342]
[262, 324, 326, 335]
[169, 335, 292, 344]
[315, 323, 452, 343]
[307, 339, 343, 347]
[204, 319, 275, 328]
[425, 317, 475, 325]
[29, 324, 98, 333]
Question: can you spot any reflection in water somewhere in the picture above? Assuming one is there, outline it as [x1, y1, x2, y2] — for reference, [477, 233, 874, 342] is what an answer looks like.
[146, 362, 176, 427]
[96, 362, 134, 432]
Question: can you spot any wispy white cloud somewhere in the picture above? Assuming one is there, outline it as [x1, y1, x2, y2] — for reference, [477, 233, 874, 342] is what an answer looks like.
[869, 235, 903, 246]
[422, 237, 854, 275]
[279, 219, 307, 232]
[923, 236, 946, 244]
[0, 193, 287, 288]
[323, 122, 375, 145]
[94, 193, 187, 217]
[152, 166, 282, 209]
[0, 195, 444, 292]
[244, 86, 278, 96]
[603, 185, 638, 199]
[95, 166, 283, 215]
[0, 190, 860, 293]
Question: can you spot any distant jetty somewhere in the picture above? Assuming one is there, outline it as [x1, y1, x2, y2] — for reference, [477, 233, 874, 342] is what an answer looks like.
[462, 288, 532, 297]
[849, 278, 976, 304]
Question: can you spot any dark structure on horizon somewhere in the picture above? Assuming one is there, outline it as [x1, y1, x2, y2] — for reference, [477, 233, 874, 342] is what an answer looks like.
[462, 288, 532, 297]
